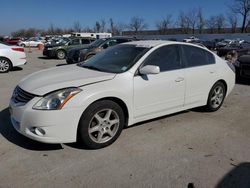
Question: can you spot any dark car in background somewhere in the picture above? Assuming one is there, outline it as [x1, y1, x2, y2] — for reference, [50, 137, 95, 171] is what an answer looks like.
[235, 54, 250, 79]
[217, 43, 250, 57]
[66, 37, 137, 64]
[43, 37, 95, 59]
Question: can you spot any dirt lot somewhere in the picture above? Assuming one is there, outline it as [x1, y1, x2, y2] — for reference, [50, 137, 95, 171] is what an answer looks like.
[0, 49, 250, 188]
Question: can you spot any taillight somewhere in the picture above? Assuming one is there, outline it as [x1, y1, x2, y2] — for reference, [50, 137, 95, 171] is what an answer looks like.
[12, 48, 24, 52]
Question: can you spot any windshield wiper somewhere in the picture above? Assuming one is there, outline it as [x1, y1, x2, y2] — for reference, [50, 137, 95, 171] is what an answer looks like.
[81, 65, 102, 71]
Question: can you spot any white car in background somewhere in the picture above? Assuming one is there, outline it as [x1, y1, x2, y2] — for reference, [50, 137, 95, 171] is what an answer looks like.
[0, 42, 26, 73]
[9, 40, 235, 149]
[183, 36, 200, 43]
[18, 37, 44, 47]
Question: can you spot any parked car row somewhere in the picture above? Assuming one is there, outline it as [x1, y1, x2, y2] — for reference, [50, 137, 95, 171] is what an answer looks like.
[66, 37, 137, 64]
[43, 37, 95, 59]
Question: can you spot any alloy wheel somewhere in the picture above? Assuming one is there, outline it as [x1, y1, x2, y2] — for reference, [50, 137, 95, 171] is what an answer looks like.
[210, 85, 224, 109]
[88, 109, 120, 144]
[0, 59, 10, 72]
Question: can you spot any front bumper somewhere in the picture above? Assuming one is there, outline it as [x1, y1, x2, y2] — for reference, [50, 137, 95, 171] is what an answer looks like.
[236, 65, 250, 78]
[9, 97, 82, 144]
[43, 49, 56, 57]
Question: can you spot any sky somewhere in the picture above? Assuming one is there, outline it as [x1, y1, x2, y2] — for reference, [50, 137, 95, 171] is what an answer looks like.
[1, 0, 232, 35]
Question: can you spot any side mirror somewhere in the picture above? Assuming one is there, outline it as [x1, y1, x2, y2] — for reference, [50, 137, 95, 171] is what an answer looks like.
[139, 65, 160, 75]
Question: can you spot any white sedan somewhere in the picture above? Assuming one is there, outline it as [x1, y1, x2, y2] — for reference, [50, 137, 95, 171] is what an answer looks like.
[9, 40, 235, 149]
[0, 42, 26, 73]
[18, 37, 44, 47]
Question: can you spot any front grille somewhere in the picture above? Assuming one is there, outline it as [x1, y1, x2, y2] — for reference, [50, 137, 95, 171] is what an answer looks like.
[12, 86, 37, 105]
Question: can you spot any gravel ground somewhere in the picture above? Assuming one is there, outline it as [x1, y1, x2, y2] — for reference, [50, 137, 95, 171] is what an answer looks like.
[0, 49, 250, 188]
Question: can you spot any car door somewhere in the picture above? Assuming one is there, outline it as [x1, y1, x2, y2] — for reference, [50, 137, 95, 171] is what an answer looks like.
[180, 45, 217, 107]
[133, 45, 185, 119]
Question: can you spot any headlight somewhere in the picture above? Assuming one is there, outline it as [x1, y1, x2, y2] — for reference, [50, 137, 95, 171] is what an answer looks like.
[33, 88, 82, 110]
[47, 48, 52, 50]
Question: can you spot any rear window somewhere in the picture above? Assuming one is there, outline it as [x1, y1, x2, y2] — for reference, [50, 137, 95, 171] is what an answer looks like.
[181, 45, 215, 68]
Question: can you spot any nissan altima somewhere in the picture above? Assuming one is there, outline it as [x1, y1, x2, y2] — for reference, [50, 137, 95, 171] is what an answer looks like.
[9, 40, 235, 149]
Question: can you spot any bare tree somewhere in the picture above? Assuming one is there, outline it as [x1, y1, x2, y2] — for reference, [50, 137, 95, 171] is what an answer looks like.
[128, 16, 147, 33]
[206, 16, 217, 33]
[94, 21, 101, 32]
[177, 11, 190, 34]
[100, 19, 106, 32]
[108, 18, 124, 35]
[230, 0, 250, 33]
[47, 23, 55, 35]
[215, 14, 226, 33]
[187, 8, 198, 34]
[197, 7, 205, 34]
[73, 21, 81, 32]
[227, 13, 238, 33]
[156, 14, 173, 34]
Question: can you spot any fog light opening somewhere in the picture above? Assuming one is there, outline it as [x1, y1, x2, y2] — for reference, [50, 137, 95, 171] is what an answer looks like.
[30, 127, 46, 136]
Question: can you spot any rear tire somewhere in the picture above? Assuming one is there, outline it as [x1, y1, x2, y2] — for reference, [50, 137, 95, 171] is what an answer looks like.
[0, 57, 12, 73]
[56, 50, 66, 59]
[206, 82, 226, 112]
[78, 100, 125, 149]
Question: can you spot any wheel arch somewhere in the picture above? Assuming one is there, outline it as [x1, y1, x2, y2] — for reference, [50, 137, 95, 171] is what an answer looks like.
[216, 79, 228, 95]
[88, 97, 129, 126]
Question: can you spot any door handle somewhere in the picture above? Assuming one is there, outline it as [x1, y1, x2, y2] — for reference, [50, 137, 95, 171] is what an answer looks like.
[175, 77, 184, 82]
[210, 71, 215, 74]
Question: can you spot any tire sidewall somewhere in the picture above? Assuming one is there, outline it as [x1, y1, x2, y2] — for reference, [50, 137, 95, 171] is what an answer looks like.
[56, 50, 66, 59]
[207, 82, 226, 112]
[78, 100, 125, 149]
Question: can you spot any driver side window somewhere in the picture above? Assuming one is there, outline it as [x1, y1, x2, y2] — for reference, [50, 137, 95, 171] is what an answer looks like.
[143, 45, 181, 72]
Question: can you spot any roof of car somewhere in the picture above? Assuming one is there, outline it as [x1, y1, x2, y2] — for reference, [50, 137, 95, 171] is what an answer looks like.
[125, 40, 177, 47]
[125, 40, 208, 49]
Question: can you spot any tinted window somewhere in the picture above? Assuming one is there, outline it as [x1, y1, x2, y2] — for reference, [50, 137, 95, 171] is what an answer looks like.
[116, 39, 132, 43]
[143, 45, 181, 72]
[81, 39, 91, 44]
[181, 45, 215, 67]
[79, 45, 150, 73]
[106, 39, 118, 47]
[71, 39, 80, 45]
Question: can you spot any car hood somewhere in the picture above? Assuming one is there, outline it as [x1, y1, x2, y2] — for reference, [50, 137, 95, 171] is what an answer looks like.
[18, 64, 116, 95]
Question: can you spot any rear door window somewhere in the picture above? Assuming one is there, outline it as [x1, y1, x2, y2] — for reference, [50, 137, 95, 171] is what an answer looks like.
[181, 45, 215, 68]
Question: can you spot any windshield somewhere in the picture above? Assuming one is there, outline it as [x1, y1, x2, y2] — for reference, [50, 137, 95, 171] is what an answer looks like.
[59, 38, 70, 45]
[78, 44, 150, 73]
[89, 38, 107, 48]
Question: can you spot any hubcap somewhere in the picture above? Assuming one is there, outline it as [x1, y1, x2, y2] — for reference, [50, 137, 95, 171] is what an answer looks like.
[88, 109, 120, 144]
[210, 86, 224, 109]
[0, 59, 9, 72]
[58, 51, 65, 58]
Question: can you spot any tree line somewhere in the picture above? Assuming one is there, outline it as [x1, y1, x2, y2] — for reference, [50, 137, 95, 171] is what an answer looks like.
[11, 0, 250, 38]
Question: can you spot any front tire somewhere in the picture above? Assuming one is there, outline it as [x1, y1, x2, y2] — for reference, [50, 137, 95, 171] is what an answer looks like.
[206, 82, 226, 112]
[56, 50, 66, 59]
[78, 100, 125, 149]
[0, 57, 12, 73]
